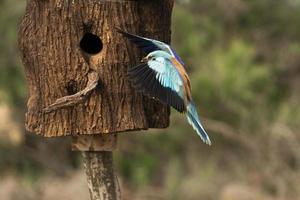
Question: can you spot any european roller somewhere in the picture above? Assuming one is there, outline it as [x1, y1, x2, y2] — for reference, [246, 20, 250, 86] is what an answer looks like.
[117, 29, 211, 145]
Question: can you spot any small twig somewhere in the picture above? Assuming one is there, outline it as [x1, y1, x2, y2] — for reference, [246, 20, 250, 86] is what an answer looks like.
[43, 71, 99, 113]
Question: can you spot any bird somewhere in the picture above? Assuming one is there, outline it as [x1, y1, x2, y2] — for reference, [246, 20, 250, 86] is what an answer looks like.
[117, 29, 211, 145]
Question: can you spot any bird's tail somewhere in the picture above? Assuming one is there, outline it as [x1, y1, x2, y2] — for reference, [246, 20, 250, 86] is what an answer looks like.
[186, 102, 211, 145]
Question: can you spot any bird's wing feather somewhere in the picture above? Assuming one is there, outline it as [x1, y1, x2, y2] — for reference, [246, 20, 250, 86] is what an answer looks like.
[117, 28, 171, 55]
[128, 59, 186, 112]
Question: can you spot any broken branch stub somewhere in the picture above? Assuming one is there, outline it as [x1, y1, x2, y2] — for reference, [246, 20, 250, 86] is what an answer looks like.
[43, 71, 99, 113]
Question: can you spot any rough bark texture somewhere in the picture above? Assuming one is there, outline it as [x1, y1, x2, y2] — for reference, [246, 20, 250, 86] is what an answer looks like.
[82, 152, 120, 200]
[18, 0, 174, 137]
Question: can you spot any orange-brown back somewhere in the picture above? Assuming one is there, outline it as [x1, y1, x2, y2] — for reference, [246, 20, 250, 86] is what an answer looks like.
[171, 58, 192, 103]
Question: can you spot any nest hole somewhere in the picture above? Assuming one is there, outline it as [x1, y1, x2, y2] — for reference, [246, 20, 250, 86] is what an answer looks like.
[80, 33, 103, 55]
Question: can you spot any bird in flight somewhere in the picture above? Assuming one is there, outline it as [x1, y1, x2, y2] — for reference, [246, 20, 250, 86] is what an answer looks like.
[117, 29, 211, 145]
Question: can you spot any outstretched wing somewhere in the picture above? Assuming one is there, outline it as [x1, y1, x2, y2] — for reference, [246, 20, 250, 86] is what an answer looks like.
[128, 58, 186, 112]
[116, 28, 172, 55]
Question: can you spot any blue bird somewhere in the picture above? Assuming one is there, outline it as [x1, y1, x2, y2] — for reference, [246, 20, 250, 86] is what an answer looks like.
[117, 29, 211, 145]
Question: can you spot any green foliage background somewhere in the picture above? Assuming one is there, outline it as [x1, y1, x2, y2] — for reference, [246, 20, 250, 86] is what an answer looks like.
[1, 0, 300, 199]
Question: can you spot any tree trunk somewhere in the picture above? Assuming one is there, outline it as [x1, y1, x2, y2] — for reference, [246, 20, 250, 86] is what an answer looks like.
[82, 152, 120, 200]
[18, 0, 175, 200]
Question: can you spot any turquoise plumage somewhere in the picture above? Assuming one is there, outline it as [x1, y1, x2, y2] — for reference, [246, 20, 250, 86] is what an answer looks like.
[117, 29, 211, 145]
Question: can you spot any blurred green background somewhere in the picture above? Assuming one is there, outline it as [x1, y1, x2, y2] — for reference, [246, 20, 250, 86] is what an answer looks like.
[1, 0, 300, 199]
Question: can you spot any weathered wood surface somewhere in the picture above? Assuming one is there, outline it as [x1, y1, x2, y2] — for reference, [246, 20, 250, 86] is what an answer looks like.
[82, 152, 120, 200]
[18, 0, 174, 137]
[72, 134, 117, 151]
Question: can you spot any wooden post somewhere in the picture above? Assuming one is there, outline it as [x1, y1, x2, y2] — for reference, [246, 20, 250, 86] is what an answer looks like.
[18, 0, 174, 199]
[82, 152, 120, 200]
[73, 135, 120, 200]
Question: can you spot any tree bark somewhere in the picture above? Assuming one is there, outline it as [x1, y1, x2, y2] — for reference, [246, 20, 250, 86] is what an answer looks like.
[82, 152, 120, 200]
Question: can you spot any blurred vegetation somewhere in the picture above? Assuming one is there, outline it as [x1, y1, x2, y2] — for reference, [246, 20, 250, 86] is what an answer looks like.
[1, 0, 300, 199]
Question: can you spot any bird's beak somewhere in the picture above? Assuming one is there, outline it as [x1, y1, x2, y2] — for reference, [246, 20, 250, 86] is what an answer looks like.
[141, 56, 148, 63]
